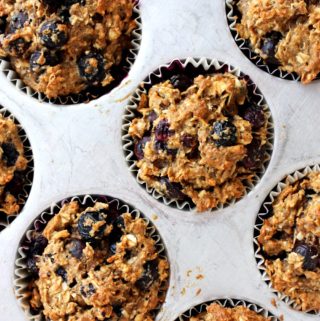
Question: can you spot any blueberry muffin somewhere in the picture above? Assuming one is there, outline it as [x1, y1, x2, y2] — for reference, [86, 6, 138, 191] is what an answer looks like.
[0, 113, 28, 215]
[188, 303, 271, 321]
[25, 200, 169, 321]
[128, 73, 269, 212]
[0, 0, 136, 98]
[258, 172, 320, 311]
[236, 0, 320, 83]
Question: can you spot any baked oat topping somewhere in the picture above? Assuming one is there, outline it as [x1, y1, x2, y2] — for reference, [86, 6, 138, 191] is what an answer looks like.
[258, 172, 320, 311]
[128, 73, 269, 212]
[0, 114, 28, 215]
[0, 0, 136, 98]
[187, 303, 271, 321]
[26, 200, 169, 321]
[236, 0, 320, 83]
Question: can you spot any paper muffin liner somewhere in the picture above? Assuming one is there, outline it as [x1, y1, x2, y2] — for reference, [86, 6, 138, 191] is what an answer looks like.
[225, 0, 319, 82]
[0, 0, 142, 105]
[175, 298, 279, 320]
[254, 164, 320, 315]
[0, 106, 34, 233]
[122, 57, 274, 212]
[14, 194, 170, 321]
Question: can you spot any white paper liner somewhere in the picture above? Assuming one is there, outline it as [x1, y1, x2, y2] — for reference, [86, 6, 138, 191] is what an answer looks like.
[225, 0, 311, 82]
[122, 57, 274, 212]
[254, 164, 320, 315]
[175, 298, 279, 320]
[0, 105, 33, 233]
[14, 194, 169, 321]
[0, 1, 142, 105]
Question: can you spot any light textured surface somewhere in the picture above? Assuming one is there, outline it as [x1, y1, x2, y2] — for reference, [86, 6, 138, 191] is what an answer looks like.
[0, 0, 319, 320]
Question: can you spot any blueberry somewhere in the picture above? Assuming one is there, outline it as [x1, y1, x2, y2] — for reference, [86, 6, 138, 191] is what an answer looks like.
[261, 32, 282, 65]
[66, 0, 86, 6]
[170, 74, 193, 92]
[242, 139, 265, 170]
[136, 260, 159, 291]
[0, 16, 7, 34]
[30, 50, 61, 72]
[154, 119, 172, 142]
[8, 11, 28, 34]
[39, 20, 68, 49]
[147, 111, 158, 125]
[55, 266, 68, 282]
[109, 243, 117, 254]
[80, 283, 96, 297]
[1, 142, 19, 166]
[211, 120, 237, 147]
[67, 238, 85, 259]
[293, 242, 319, 271]
[26, 235, 48, 274]
[109, 216, 125, 243]
[160, 177, 187, 201]
[134, 136, 150, 160]
[243, 105, 265, 129]
[7, 38, 30, 56]
[78, 211, 106, 241]
[77, 52, 106, 84]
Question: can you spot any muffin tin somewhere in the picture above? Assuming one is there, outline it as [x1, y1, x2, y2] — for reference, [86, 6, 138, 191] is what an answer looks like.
[0, 0, 319, 320]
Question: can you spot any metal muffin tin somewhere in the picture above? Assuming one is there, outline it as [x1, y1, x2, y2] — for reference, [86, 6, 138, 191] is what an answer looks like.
[0, 0, 319, 320]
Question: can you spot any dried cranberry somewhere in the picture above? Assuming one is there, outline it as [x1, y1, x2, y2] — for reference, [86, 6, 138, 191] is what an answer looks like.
[242, 139, 265, 170]
[243, 105, 265, 129]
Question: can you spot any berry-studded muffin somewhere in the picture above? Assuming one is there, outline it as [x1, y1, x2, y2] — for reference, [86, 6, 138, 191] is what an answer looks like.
[128, 72, 269, 212]
[236, 0, 320, 83]
[258, 172, 320, 311]
[25, 200, 169, 321]
[188, 303, 271, 321]
[0, 114, 28, 215]
[0, 0, 136, 98]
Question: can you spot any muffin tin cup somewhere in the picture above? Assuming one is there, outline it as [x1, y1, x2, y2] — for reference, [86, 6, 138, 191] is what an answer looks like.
[225, 0, 306, 82]
[14, 194, 169, 321]
[0, 106, 34, 233]
[254, 164, 320, 315]
[175, 298, 279, 320]
[0, 1, 142, 105]
[122, 57, 274, 212]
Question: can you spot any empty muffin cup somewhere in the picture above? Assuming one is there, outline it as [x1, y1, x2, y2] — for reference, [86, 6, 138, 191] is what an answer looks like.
[254, 164, 320, 314]
[0, 0, 142, 105]
[175, 298, 279, 320]
[0, 106, 33, 233]
[122, 57, 274, 212]
[14, 194, 170, 321]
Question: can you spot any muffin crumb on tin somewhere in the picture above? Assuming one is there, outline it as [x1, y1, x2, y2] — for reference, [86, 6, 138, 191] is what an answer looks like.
[258, 171, 320, 312]
[128, 71, 269, 212]
[0, 113, 28, 216]
[0, 0, 137, 99]
[23, 199, 169, 321]
[235, 0, 320, 83]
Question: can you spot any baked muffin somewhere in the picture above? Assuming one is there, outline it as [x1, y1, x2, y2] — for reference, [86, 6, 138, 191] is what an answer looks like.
[0, 113, 28, 215]
[188, 303, 271, 321]
[236, 0, 320, 83]
[128, 73, 269, 212]
[258, 172, 320, 311]
[0, 0, 136, 99]
[25, 199, 169, 321]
